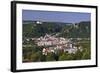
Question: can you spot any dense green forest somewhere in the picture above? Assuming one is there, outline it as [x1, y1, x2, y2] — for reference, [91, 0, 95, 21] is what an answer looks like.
[23, 21, 90, 38]
[22, 21, 91, 62]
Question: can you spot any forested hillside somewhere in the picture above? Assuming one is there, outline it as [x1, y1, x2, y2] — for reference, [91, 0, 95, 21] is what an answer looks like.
[23, 21, 90, 38]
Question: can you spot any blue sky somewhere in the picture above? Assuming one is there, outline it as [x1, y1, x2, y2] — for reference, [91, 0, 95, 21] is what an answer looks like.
[22, 10, 91, 23]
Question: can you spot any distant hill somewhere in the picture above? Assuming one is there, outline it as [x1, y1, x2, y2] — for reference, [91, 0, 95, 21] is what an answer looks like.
[59, 21, 91, 38]
[23, 21, 90, 38]
[23, 20, 72, 25]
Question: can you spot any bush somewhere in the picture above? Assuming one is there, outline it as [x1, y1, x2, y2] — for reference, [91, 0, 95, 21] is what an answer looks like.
[31, 51, 41, 62]
[59, 53, 73, 61]
[46, 53, 55, 61]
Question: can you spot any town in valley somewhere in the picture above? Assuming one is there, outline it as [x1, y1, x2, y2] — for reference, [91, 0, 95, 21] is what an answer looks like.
[22, 20, 91, 62]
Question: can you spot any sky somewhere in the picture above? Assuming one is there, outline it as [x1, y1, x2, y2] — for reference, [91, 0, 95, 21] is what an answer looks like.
[22, 10, 91, 23]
